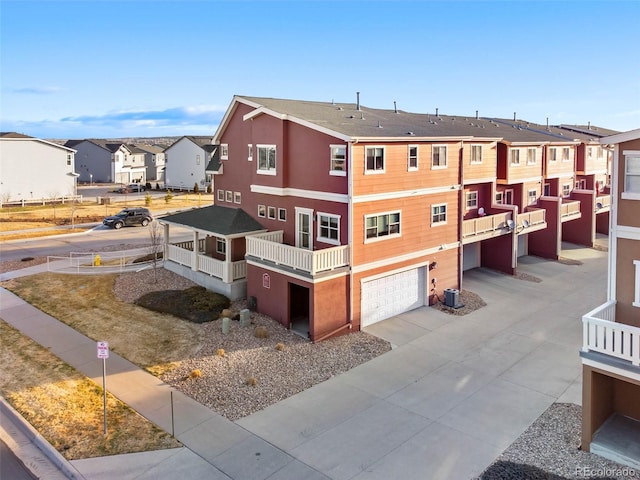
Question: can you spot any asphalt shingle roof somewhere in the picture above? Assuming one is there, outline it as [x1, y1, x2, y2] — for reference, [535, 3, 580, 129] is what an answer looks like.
[161, 205, 265, 236]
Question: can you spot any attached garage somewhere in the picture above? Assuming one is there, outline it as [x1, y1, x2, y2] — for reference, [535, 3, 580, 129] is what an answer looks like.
[361, 267, 426, 327]
[517, 234, 528, 257]
[463, 243, 481, 271]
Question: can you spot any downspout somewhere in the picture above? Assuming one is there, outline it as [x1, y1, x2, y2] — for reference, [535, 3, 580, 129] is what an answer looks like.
[348, 138, 357, 329]
[458, 140, 464, 290]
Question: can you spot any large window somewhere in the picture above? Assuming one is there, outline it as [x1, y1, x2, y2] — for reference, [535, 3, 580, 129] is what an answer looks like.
[365, 212, 400, 240]
[317, 213, 340, 245]
[257, 145, 276, 174]
[365, 147, 385, 173]
[432, 204, 447, 225]
[330, 145, 346, 175]
[623, 151, 640, 199]
[510, 149, 520, 165]
[432, 145, 447, 168]
[408, 145, 418, 170]
[470, 145, 482, 164]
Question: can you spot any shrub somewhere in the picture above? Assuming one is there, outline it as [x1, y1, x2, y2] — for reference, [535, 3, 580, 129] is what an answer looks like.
[135, 286, 230, 323]
[164, 190, 173, 203]
[189, 369, 202, 379]
[193, 183, 199, 194]
[155, 183, 160, 190]
[206, 184, 213, 194]
[220, 308, 233, 319]
[275, 343, 285, 351]
[245, 377, 257, 386]
[217, 348, 226, 357]
[254, 326, 269, 339]
[144, 192, 152, 206]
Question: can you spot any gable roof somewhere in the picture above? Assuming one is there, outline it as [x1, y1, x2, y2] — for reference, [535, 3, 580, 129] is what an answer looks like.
[134, 144, 165, 154]
[558, 124, 620, 138]
[205, 146, 221, 173]
[166, 136, 214, 150]
[160, 205, 265, 237]
[2, 132, 76, 152]
[600, 128, 640, 144]
[0, 132, 33, 139]
[64, 139, 129, 153]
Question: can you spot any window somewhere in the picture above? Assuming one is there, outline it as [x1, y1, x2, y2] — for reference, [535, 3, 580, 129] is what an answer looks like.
[317, 213, 340, 245]
[634, 260, 640, 307]
[67, 154, 72, 166]
[217, 189, 224, 202]
[278, 208, 286, 222]
[247, 144, 253, 161]
[196, 155, 201, 165]
[562, 147, 571, 162]
[528, 189, 537, 205]
[234, 192, 241, 204]
[365, 212, 400, 240]
[597, 147, 605, 160]
[221, 144, 229, 160]
[470, 145, 482, 164]
[431, 204, 447, 225]
[225, 190, 233, 202]
[549, 148, 557, 162]
[587, 147, 594, 159]
[330, 145, 346, 175]
[466, 191, 478, 210]
[267, 206, 276, 220]
[596, 180, 604, 192]
[216, 238, 226, 255]
[408, 145, 418, 170]
[495, 192, 503, 204]
[432, 145, 447, 168]
[365, 147, 385, 173]
[623, 152, 640, 199]
[527, 148, 536, 165]
[510, 149, 520, 165]
[258, 205, 266, 218]
[562, 183, 571, 197]
[257, 145, 276, 174]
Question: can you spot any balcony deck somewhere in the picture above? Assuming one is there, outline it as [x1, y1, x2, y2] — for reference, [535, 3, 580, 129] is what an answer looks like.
[560, 200, 582, 222]
[246, 231, 350, 276]
[596, 194, 611, 214]
[582, 301, 640, 367]
[517, 208, 547, 234]
[166, 244, 246, 282]
[462, 212, 511, 244]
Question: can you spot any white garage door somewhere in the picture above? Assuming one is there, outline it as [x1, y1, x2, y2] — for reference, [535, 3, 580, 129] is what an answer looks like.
[517, 234, 528, 257]
[361, 267, 426, 327]
[463, 243, 481, 271]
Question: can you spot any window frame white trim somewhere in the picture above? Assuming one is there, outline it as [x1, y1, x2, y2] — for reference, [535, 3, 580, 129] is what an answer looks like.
[257, 144, 277, 175]
[431, 145, 448, 169]
[562, 183, 571, 198]
[216, 238, 226, 255]
[295, 207, 314, 250]
[316, 212, 341, 245]
[408, 145, 419, 171]
[527, 188, 537, 205]
[495, 191, 503, 204]
[278, 208, 287, 222]
[220, 144, 229, 160]
[622, 151, 640, 200]
[509, 148, 521, 166]
[217, 189, 225, 202]
[561, 147, 571, 162]
[431, 203, 448, 226]
[526, 147, 537, 165]
[258, 204, 266, 218]
[365, 146, 385, 174]
[267, 206, 276, 220]
[549, 147, 558, 162]
[233, 191, 241, 204]
[225, 190, 233, 203]
[330, 144, 347, 176]
[364, 210, 401, 243]
[470, 144, 483, 164]
[465, 191, 478, 210]
[247, 144, 253, 162]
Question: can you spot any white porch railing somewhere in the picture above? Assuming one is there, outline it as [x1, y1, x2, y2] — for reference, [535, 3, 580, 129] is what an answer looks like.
[519, 208, 546, 227]
[246, 231, 349, 275]
[167, 244, 246, 281]
[167, 244, 192, 267]
[233, 261, 247, 280]
[582, 300, 640, 367]
[462, 212, 511, 238]
[561, 200, 581, 219]
[198, 254, 224, 278]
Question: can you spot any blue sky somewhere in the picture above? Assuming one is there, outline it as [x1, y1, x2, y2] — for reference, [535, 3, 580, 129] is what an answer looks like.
[1, 0, 639, 139]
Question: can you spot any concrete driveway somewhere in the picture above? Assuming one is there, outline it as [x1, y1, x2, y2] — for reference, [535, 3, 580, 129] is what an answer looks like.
[236, 244, 607, 479]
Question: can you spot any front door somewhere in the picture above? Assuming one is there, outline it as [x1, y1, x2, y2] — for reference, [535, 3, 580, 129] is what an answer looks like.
[295, 208, 313, 250]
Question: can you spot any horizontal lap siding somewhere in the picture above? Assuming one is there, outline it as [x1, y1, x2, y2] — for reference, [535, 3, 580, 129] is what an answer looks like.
[463, 143, 498, 181]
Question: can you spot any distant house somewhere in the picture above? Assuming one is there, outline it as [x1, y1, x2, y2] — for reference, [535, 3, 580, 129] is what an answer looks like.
[580, 128, 640, 469]
[163, 136, 215, 191]
[133, 144, 166, 183]
[64, 139, 146, 184]
[0, 132, 77, 203]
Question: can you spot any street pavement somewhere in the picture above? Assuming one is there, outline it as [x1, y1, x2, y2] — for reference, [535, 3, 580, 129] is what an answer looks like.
[0, 240, 608, 479]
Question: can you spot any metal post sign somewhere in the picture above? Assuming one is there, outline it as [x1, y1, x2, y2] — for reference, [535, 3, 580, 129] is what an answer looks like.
[97, 341, 109, 359]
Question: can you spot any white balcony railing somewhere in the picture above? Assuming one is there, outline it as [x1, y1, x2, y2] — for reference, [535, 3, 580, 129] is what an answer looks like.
[519, 208, 546, 228]
[582, 301, 640, 367]
[462, 212, 511, 238]
[246, 231, 350, 275]
[596, 195, 611, 211]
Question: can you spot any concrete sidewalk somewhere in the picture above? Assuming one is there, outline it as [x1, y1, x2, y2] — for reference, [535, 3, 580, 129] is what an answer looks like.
[0, 242, 607, 479]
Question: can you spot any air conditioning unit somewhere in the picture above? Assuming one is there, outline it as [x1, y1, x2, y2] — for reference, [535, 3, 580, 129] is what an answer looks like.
[444, 288, 461, 308]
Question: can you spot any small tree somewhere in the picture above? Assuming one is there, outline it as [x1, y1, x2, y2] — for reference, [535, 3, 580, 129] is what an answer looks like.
[193, 182, 199, 194]
[164, 189, 173, 204]
[144, 191, 152, 206]
[148, 221, 163, 283]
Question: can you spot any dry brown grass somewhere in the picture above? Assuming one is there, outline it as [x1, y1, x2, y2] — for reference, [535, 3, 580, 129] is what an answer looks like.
[2, 273, 205, 375]
[0, 320, 180, 460]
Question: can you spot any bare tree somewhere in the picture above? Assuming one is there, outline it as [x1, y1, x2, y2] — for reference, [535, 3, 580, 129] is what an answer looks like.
[148, 220, 163, 283]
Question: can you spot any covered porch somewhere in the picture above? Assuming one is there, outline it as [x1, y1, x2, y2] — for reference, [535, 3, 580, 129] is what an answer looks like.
[160, 205, 266, 300]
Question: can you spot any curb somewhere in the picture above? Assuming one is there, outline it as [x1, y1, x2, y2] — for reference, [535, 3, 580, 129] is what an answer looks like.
[0, 396, 86, 479]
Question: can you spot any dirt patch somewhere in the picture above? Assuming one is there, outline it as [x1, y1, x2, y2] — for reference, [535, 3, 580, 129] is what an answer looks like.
[432, 289, 487, 316]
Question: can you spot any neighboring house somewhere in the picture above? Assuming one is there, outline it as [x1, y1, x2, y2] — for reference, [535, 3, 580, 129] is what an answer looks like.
[580, 128, 640, 469]
[163, 136, 214, 191]
[133, 144, 166, 183]
[0, 132, 77, 203]
[64, 139, 146, 184]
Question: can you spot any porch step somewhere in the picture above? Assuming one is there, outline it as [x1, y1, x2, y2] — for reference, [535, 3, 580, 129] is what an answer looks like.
[590, 413, 640, 470]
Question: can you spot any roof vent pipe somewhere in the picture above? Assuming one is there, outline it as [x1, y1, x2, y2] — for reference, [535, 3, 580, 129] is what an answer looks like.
[513, 112, 517, 121]
[377, 120, 382, 128]
[475, 110, 479, 120]
[356, 92, 360, 111]
[546, 117, 549, 130]
[394, 101, 398, 114]
[588, 121, 591, 130]
[436, 107, 439, 116]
